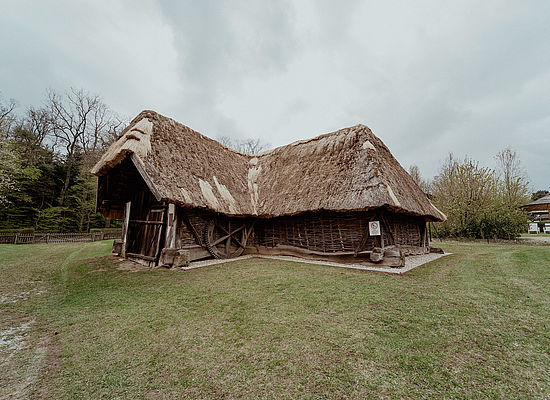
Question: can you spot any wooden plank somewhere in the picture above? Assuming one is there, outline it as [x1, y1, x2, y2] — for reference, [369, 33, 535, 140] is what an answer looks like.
[129, 220, 163, 225]
[182, 245, 212, 261]
[247, 244, 372, 257]
[154, 208, 166, 265]
[246, 245, 404, 268]
[126, 254, 156, 268]
[380, 212, 395, 245]
[126, 252, 156, 261]
[354, 224, 370, 256]
[121, 201, 131, 258]
[165, 203, 176, 249]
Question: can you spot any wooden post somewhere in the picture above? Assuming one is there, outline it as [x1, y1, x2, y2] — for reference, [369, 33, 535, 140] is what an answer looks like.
[421, 222, 428, 251]
[14, 233, 18, 244]
[165, 203, 176, 249]
[121, 201, 131, 258]
[378, 211, 385, 249]
[355, 223, 370, 256]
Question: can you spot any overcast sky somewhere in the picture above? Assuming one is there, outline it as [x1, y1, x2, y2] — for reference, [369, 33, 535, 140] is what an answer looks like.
[1, 0, 548, 189]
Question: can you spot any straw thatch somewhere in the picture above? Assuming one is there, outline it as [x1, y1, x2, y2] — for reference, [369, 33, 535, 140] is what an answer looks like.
[92, 110, 446, 222]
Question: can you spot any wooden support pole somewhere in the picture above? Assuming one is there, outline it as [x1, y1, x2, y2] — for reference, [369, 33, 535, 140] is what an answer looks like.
[121, 201, 131, 258]
[379, 211, 395, 246]
[165, 203, 176, 249]
[355, 224, 370, 256]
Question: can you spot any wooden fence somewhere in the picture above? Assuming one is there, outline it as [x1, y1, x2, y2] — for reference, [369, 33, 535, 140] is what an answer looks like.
[0, 230, 121, 245]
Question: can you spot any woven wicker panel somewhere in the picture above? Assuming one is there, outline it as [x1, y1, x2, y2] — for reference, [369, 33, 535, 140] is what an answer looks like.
[178, 208, 426, 253]
[254, 211, 425, 253]
[386, 214, 423, 247]
[182, 209, 210, 246]
[255, 211, 373, 252]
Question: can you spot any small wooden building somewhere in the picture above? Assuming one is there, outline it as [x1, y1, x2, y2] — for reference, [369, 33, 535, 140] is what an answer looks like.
[92, 111, 446, 268]
[521, 195, 550, 222]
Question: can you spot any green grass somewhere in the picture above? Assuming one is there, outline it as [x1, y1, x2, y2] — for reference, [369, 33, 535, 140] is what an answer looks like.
[1, 241, 549, 399]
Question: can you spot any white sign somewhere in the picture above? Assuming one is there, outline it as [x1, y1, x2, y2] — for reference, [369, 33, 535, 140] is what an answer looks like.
[369, 221, 381, 236]
[529, 223, 539, 233]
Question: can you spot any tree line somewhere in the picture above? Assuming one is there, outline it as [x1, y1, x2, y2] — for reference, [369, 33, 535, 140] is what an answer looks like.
[0, 89, 124, 232]
[409, 148, 538, 239]
[0, 89, 271, 233]
[0, 88, 540, 237]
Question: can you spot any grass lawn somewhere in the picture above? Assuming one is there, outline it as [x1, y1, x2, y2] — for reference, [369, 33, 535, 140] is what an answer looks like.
[1, 240, 549, 399]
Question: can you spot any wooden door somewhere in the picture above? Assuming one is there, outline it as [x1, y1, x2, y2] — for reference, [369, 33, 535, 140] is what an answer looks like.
[126, 207, 166, 263]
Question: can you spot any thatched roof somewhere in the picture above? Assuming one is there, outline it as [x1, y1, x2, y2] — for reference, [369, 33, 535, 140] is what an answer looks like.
[92, 110, 446, 221]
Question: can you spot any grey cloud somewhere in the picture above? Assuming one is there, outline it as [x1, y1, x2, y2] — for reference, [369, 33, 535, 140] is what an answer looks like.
[155, 0, 299, 137]
[0, 0, 548, 188]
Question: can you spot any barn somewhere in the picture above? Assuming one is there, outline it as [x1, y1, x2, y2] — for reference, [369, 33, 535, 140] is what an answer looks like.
[91, 111, 446, 268]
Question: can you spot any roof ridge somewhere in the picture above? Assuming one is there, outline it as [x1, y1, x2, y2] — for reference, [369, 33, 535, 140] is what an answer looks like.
[140, 110, 372, 157]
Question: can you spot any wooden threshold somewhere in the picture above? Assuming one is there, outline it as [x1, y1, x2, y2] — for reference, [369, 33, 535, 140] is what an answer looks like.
[126, 252, 156, 261]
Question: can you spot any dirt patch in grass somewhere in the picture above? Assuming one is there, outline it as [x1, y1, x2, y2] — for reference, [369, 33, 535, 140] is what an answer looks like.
[32, 332, 62, 400]
[0, 315, 52, 400]
[114, 257, 150, 272]
[0, 241, 114, 399]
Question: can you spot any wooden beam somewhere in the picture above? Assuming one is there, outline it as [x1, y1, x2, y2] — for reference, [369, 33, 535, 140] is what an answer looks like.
[126, 252, 156, 261]
[165, 203, 176, 248]
[355, 215, 377, 256]
[129, 220, 163, 225]
[246, 244, 372, 258]
[154, 207, 166, 266]
[379, 211, 396, 246]
[245, 244, 404, 268]
[121, 201, 131, 258]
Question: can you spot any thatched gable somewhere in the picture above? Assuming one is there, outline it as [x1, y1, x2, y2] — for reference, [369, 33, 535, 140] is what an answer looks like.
[92, 110, 446, 222]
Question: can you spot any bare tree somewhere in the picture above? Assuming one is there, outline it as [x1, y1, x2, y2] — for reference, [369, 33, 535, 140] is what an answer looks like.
[236, 138, 269, 154]
[495, 148, 529, 204]
[0, 95, 17, 137]
[408, 165, 432, 194]
[25, 107, 53, 145]
[216, 135, 270, 154]
[217, 135, 235, 148]
[46, 88, 120, 205]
